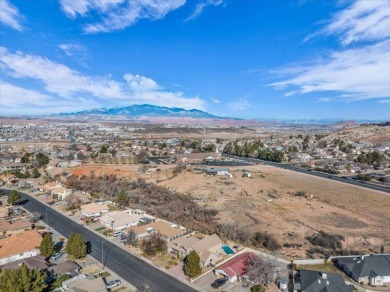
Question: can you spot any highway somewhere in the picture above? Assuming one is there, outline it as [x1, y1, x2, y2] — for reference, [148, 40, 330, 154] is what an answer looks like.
[223, 154, 390, 194]
[0, 189, 197, 292]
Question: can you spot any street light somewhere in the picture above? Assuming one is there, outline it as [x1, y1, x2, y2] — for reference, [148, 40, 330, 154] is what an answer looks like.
[101, 240, 104, 268]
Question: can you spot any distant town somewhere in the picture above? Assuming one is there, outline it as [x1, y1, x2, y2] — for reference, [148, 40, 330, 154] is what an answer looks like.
[1, 118, 389, 292]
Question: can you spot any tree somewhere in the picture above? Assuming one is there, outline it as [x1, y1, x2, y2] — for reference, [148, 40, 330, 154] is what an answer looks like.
[66, 233, 87, 259]
[141, 233, 167, 256]
[31, 168, 40, 178]
[29, 211, 41, 223]
[245, 255, 277, 286]
[251, 285, 266, 292]
[52, 274, 71, 288]
[40, 233, 55, 259]
[21, 154, 30, 163]
[36, 153, 49, 167]
[7, 190, 21, 206]
[0, 264, 47, 292]
[100, 145, 108, 153]
[65, 193, 81, 210]
[184, 250, 202, 277]
[116, 189, 129, 207]
[121, 230, 138, 246]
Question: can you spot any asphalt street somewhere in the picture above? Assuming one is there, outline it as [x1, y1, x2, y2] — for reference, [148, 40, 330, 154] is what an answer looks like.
[0, 189, 198, 292]
[223, 154, 390, 194]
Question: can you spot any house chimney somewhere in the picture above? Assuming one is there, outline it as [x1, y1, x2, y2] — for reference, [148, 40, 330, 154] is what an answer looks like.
[322, 273, 327, 279]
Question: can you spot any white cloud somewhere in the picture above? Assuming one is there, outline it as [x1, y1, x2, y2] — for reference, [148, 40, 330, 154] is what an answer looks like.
[306, 0, 390, 45]
[0, 81, 51, 106]
[124, 73, 160, 91]
[0, 47, 205, 111]
[0, 0, 24, 31]
[59, 43, 91, 67]
[379, 100, 390, 104]
[228, 99, 250, 110]
[316, 97, 331, 103]
[270, 40, 390, 100]
[211, 98, 220, 103]
[186, 0, 223, 21]
[59, 0, 186, 33]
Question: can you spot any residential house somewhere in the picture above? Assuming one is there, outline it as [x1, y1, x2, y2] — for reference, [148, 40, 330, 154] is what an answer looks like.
[50, 260, 80, 277]
[80, 203, 109, 218]
[0, 219, 33, 235]
[214, 252, 258, 283]
[0, 163, 30, 172]
[173, 152, 221, 164]
[0, 230, 42, 265]
[0, 255, 48, 272]
[126, 220, 187, 241]
[169, 234, 223, 267]
[62, 274, 109, 291]
[100, 211, 140, 231]
[294, 270, 353, 292]
[205, 168, 231, 177]
[334, 254, 390, 286]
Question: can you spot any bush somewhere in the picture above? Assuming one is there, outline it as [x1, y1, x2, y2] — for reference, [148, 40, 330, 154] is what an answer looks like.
[251, 285, 265, 292]
[52, 274, 71, 288]
[252, 231, 281, 251]
[306, 231, 344, 250]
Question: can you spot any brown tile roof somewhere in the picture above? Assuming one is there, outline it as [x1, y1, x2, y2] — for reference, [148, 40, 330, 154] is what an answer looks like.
[0, 219, 33, 233]
[50, 260, 80, 276]
[148, 221, 185, 239]
[0, 230, 42, 258]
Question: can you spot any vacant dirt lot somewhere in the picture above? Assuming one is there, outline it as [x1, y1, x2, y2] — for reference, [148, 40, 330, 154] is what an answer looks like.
[159, 165, 390, 259]
[67, 162, 390, 259]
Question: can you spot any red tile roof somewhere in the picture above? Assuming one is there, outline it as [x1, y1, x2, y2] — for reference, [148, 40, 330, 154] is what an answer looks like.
[216, 252, 258, 278]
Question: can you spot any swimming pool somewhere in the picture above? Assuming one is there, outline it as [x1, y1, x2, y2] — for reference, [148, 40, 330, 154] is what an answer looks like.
[222, 245, 235, 255]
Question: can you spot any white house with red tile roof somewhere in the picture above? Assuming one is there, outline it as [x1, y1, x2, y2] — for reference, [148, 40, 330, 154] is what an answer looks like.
[214, 252, 258, 283]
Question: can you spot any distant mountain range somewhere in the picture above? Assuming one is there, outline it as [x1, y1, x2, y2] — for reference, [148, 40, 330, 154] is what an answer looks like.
[58, 104, 226, 119]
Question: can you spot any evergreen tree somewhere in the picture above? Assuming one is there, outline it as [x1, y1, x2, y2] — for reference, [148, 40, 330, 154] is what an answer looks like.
[65, 233, 76, 255]
[116, 189, 129, 207]
[7, 190, 21, 206]
[100, 145, 108, 153]
[184, 250, 202, 277]
[66, 233, 87, 259]
[0, 264, 47, 292]
[31, 168, 40, 178]
[39, 233, 55, 259]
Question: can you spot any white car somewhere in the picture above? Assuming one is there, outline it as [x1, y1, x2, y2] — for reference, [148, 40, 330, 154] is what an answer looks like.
[50, 252, 63, 261]
[106, 279, 121, 289]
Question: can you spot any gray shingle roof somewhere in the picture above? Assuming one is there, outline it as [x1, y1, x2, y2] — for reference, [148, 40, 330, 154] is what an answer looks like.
[298, 270, 353, 292]
[335, 254, 390, 278]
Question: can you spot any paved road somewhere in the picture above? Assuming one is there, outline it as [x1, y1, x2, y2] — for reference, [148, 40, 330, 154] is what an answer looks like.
[224, 154, 390, 194]
[0, 189, 197, 292]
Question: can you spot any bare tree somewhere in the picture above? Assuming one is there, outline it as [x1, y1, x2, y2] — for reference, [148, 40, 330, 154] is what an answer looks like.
[65, 193, 82, 210]
[28, 212, 41, 223]
[244, 255, 277, 286]
[121, 230, 138, 246]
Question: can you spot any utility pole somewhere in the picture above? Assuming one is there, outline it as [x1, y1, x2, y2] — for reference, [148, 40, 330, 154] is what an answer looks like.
[101, 241, 104, 268]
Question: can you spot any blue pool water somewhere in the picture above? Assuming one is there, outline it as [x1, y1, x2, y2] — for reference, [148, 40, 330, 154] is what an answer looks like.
[222, 245, 235, 255]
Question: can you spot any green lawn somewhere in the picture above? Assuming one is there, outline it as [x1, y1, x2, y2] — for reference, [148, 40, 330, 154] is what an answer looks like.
[297, 263, 345, 277]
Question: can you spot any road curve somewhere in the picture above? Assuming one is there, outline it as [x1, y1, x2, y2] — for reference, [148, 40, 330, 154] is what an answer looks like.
[0, 189, 198, 292]
[224, 154, 390, 194]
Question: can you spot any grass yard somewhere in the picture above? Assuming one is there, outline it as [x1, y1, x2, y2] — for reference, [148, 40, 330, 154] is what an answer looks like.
[297, 263, 345, 277]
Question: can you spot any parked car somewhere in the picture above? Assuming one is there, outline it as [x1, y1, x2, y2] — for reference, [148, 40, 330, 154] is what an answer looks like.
[211, 278, 226, 289]
[112, 231, 124, 237]
[106, 279, 121, 289]
[50, 252, 63, 261]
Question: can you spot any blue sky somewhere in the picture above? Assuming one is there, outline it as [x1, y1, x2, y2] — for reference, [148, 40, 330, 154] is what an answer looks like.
[0, 0, 389, 120]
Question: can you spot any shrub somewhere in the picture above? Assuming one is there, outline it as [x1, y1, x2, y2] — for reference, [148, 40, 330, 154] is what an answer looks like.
[306, 231, 344, 250]
[251, 285, 265, 292]
[184, 251, 202, 277]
